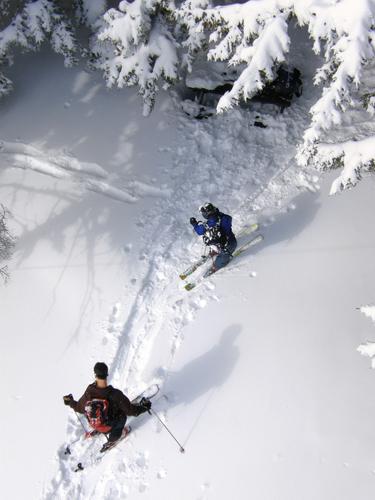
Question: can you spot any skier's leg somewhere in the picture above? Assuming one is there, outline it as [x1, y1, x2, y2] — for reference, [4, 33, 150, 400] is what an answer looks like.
[203, 237, 237, 277]
[203, 249, 229, 277]
[213, 251, 230, 270]
[108, 416, 127, 442]
[226, 236, 237, 255]
[213, 236, 237, 271]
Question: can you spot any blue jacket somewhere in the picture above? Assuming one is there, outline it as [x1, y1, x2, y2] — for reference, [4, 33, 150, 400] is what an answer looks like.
[193, 212, 234, 246]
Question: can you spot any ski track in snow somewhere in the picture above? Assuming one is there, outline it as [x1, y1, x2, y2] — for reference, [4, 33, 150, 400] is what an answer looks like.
[44, 64, 323, 499]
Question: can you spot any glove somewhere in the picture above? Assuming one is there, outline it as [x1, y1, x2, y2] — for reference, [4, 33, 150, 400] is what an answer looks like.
[63, 394, 74, 406]
[139, 397, 152, 413]
[190, 217, 197, 226]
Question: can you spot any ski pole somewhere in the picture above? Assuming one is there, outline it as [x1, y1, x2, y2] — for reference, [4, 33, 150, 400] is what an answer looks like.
[74, 410, 88, 433]
[64, 410, 88, 455]
[150, 408, 185, 453]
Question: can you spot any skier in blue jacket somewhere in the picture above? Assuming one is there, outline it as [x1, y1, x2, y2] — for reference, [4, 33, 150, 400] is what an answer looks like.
[190, 203, 237, 276]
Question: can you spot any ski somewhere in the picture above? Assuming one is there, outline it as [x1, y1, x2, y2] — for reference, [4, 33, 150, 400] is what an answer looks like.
[74, 425, 132, 472]
[99, 425, 132, 454]
[179, 254, 209, 280]
[184, 234, 264, 291]
[238, 222, 260, 239]
[233, 234, 264, 258]
[129, 383, 160, 404]
[179, 222, 259, 280]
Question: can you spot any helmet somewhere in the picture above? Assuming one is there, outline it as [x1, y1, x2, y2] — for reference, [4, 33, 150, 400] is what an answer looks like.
[94, 362, 108, 380]
[199, 203, 217, 219]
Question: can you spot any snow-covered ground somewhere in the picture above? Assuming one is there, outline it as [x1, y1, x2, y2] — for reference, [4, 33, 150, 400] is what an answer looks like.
[1, 37, 375, 500]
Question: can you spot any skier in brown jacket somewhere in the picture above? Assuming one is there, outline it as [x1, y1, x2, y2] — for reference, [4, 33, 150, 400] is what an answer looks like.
[63, 362, 151, 452]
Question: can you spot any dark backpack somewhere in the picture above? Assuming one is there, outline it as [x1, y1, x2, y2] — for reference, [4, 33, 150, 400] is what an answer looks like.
[84, 399, 112, 433]
[203, 212, 228, 248]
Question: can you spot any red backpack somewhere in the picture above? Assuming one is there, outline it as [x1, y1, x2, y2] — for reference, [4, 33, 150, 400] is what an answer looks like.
[84, 399, 112, 433]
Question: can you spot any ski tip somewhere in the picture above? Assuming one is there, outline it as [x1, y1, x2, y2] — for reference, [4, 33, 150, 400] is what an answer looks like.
[179, 274, 187, 280]
[184, 283, 195, 291]
[143, 383, 160, 399]
[241, 222, 259, 233]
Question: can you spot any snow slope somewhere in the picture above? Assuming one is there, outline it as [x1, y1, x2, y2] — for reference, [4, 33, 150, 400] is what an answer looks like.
[1, 32, 375, 500]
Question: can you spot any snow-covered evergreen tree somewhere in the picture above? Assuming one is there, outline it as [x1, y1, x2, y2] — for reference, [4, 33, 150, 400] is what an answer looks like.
[0, 0, 374, 194]
[95, 0, 179, 115]
[179, 0, 375, 194]
[177, 0, 211, 72]
[0, 72, 12, 98]
[76, 0, 108, 29]
[0, 204, 15, 284]
[295, 0, 375, 194]
[0, 0, 77, 98]
[179, 0, 291, 112]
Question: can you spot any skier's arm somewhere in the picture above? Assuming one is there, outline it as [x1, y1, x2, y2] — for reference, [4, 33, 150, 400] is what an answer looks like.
[63, 387, 91, 414]
[220, 214, 233, 236]
[190, 217, 206, 236]
[117, 392, 150, 417]
[194, 224, 206, 236]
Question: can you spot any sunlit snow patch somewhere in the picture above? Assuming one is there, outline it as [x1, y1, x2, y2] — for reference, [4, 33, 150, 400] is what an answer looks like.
[357, 305, 375, 367]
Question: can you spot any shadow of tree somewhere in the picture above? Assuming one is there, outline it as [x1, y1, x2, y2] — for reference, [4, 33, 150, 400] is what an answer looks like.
[3, 179, 139, 352]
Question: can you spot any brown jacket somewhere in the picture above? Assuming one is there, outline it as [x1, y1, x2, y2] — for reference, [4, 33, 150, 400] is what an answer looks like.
[69, 383, 144, 421]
